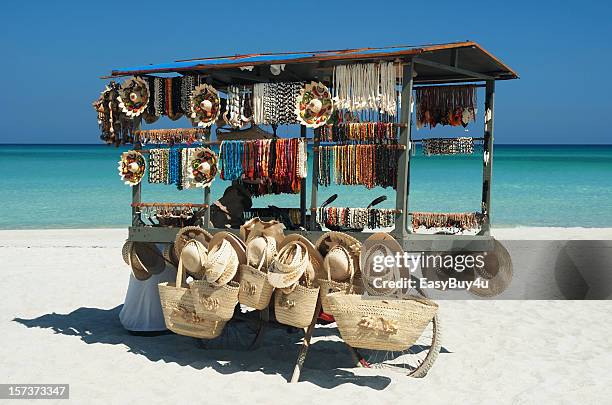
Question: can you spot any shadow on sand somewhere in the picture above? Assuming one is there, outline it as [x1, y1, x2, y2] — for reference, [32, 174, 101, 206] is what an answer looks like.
[12, 306, 448, 389]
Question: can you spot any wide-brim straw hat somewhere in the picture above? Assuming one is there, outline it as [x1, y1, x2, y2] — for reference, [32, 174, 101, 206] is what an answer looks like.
[359, 233, 404, 296]
[174, 226, 213, 259]
[315, 231, 361, 282]
[267, 241, 310, 289]
[468, 240, 513, 298]
[122, 241, 166, 281]
[420, 240, 513, 298]
[179, 239, 209, 277]
[162, 243, 179, 268]
[204, 231, 246, 285]
[246, 234, 277, 270]
[240, 217, 285, 245]
[277, 234, 323, 278]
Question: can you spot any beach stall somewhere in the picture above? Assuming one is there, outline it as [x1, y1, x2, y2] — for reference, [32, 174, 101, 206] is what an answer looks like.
[95, 41, 518, 381]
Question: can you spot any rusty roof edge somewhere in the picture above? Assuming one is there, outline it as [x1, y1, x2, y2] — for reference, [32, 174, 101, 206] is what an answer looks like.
[109, 41, 519, 80]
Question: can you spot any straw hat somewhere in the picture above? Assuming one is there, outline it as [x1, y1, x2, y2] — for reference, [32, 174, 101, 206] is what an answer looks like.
[174, 226, 213, 260]
[468, 240, 513, 298]
[267, 241, 310, 289]
[204, 232, 246, 286]
[179, 239, 209, 277]
[162, 243, 179, 268]
[359, 233, 404, 296]
[277, 234, 323, 279]
[240, 217, 285, 245]
[420, 240, 513, 298]
[121, 241, 166, 281]
[315, 231, 361, 282]
[246, 234, 277, 270]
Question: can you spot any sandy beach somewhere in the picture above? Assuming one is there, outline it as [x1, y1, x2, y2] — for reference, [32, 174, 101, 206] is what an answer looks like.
[1, 228, 611, 404]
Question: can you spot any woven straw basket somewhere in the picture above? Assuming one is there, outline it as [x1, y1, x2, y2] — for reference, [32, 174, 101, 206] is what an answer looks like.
[318, 278, 363, 313]
[274, 284, 320, 329]
[190, 280, 239, 321]
[326, 293, 438, 351]
[158, 260, 225, 339]
[238, 264, 275, 310]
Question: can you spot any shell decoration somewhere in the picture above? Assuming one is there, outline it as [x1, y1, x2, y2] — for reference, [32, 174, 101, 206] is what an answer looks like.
[117, 77, 150, 118]
[296, 81, 334, 128]
[188, 148, 218, 188]
[118, 150, 146, 186]
[190, 84, 221, 127]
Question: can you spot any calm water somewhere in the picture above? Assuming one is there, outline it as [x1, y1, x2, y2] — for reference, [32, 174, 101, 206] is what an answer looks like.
[0, 144, 611, 229]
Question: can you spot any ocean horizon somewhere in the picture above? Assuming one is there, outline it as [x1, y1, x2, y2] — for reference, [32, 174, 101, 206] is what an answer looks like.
[1, 143, 611, 229]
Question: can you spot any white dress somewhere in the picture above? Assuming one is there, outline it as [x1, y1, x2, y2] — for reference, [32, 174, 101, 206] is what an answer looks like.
[119, 247, 177, 332]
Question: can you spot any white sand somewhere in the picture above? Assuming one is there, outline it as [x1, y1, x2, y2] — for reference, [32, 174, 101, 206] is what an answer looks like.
[1, 228, 611, 404]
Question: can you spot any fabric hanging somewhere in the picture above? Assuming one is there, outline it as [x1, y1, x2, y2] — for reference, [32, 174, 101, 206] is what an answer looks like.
[332, 62, 398, 116]
[317, 207, 395, 230]
[422, 137, 475, 156]
[219, 138, 307, 195]
[411, 212, 484, 231]
[415, 85, 477, 129]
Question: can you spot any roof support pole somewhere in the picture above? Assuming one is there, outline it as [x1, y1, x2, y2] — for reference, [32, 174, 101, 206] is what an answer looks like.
[300, 125, 308, 228]
[132, 117, 143, 227]
[393, 60, 414, 239]
[479, 80, 495, 236]
[309, 127, 320, 230]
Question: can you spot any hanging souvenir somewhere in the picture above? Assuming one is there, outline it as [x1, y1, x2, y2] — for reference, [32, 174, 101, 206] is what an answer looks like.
[332, 62, 398, 116]
[422, 137, 475, 156]
[188, 148, 218, 188]
[117, 77, 150, 118]
[411, 212, 484, 231]
[415, 85, 477, 129]
[118, 150, 146, 186]
[252, 82, 302, 125]
[93, 81, 135, 146]
[296, 81, 333, 128]
[223, 86, 252, 129]
[190, 84, 221, 127]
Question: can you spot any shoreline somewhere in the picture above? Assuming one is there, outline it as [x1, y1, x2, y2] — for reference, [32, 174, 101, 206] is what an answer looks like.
[1, 226, 611, 244]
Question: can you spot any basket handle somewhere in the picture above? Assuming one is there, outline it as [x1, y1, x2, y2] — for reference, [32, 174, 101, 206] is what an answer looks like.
[176, 256, 187, 288]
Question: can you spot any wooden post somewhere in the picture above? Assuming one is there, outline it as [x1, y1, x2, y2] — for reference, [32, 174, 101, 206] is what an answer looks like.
[480, 80, 495, 236]
[131, 118, 142, 226]
[289, 298, 321, 383]
[393, 60, 414, 238]
[300, 125, 308, 228]
[309, 133, 320, 230]
[203, 187, 211, 228]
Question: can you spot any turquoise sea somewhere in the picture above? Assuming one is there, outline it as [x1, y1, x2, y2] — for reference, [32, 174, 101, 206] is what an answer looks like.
[1, 144, 611, 229]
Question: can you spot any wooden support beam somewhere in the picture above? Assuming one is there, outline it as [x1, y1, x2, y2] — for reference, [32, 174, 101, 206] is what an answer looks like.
[393, 60, 414, 238]
[479, 80, 495, 236]
[309, 128, 320, 230]
[300, 125, 308, 228]
[414, 57, 494, 81]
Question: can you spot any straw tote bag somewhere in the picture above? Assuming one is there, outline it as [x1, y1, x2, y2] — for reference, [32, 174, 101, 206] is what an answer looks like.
[325, 293, 438, 352]
[190, 280, 239, 322]
[317, 245, 364, 313]
[158, 259, 225, 339]
[274, 283, 320, 329]
[238, 236, 276, 310]
[272, 242, 320, 329]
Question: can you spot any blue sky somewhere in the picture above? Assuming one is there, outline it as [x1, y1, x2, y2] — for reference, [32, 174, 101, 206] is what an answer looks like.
[0, 0, 610, 144]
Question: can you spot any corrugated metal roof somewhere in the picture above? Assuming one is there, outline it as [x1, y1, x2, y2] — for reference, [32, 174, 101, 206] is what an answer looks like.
[109, 41, 518, 83]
